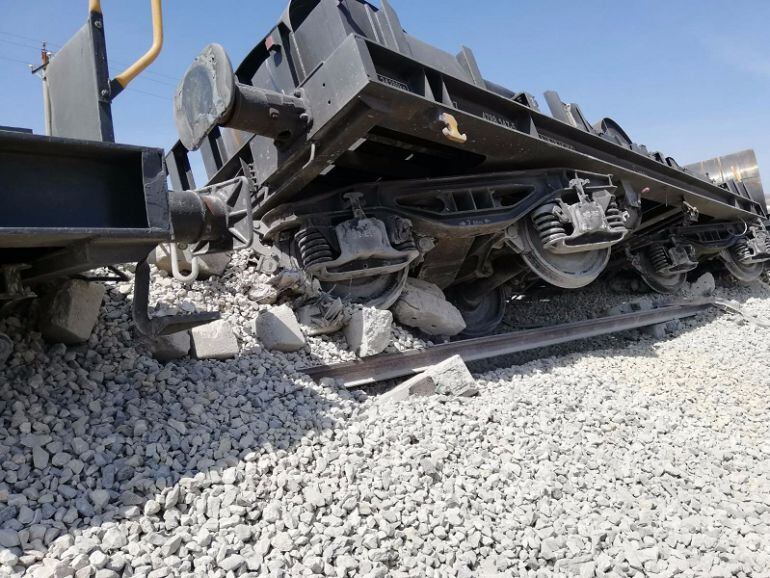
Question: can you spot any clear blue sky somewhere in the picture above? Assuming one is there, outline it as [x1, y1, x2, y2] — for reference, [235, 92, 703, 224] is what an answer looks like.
[1, 0, 769, 190]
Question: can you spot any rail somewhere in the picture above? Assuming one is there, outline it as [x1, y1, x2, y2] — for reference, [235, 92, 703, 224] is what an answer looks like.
[303, 301, 720, 387]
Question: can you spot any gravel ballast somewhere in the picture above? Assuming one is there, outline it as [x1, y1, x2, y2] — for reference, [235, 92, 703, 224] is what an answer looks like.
[1, 256, 769, 577]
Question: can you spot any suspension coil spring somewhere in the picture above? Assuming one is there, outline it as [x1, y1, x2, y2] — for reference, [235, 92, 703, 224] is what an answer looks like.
[648, 245, 669, 273]
[733, 239, 752, 264]
[295, 227, 334, 268]
[393, 238, 417, 252]
[606, 198, 624, 229]
[532, 203, 567, 247]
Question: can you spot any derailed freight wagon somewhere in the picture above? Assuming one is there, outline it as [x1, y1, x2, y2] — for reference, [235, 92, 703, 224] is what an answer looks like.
[169, 0, 770, 335]
[2, 0, 769, 339]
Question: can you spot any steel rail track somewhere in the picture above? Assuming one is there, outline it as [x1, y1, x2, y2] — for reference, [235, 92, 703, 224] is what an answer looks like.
[303, 302, 717, 387]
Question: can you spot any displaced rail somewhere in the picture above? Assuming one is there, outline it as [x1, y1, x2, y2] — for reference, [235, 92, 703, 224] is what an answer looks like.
[304, 301, 718, 387]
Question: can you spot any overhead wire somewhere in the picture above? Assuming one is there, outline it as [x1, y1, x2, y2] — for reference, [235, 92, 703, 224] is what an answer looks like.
[0, 34, 173, 101]
[0, 54, 32, 65]
[124, 86, 170, 101]
[0, 30, 179, 90]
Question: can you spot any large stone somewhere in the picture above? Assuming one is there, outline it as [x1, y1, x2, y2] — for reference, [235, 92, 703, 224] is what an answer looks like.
[191, 320, 239, 360]
[379, 372, 437, 404]
[380, 354, 478, 403]
[254, 305, 306, 352]
[392, 278, 466, 336]
[38, 280, 106, 344]
[344, 307, 392, 357]
[150, 331, 191, 362]
[691, 272, 716, 297]
[152, 245, 231, 279]
[425, 355, 478, 397]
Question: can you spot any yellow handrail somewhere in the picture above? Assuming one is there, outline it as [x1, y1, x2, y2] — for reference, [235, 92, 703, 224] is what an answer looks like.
[112, 0, 164, 89]
[88, 0, 101, 13]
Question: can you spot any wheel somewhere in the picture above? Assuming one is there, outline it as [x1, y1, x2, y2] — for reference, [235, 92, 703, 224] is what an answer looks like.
[449, 285, 509, 338]
[520, 219, 610, 289]
[720, 248, 764, 283]
[634, 244, 692, 294]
